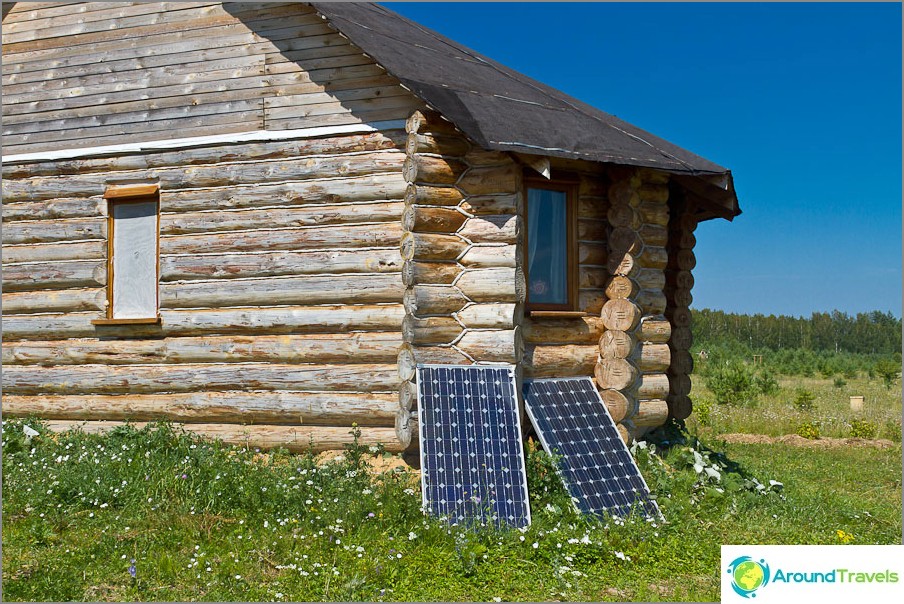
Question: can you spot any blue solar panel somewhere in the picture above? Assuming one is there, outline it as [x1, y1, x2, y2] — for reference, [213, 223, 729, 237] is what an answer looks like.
[523, 377, 661, 520]
[417, 364, 531, 528]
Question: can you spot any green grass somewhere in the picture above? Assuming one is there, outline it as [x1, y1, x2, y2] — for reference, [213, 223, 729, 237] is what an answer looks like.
[2, 417, 901, 602]
[688, 374, 903, 440]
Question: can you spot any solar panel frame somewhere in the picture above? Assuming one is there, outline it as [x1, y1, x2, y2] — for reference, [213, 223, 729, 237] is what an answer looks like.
[416, 363, 532, 528]
[523, 376, 662, 520]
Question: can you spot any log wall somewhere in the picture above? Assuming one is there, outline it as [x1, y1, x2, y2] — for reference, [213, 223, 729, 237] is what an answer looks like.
[1, 2, 424, 154]
[397, 111, 528, 446]
[596, 167, 673, 441]
[1, 126, 412, 452]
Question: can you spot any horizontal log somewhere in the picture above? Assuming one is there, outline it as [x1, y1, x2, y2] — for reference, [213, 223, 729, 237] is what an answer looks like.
[2, 332, 403, 366]
[455, 267, 525, 303]
[637, 183, 669, 203]
[161, 248, 401, 282]
[637, 317, 672, 343]
[401, 316, 461, 345]
[161, 201, 404, 236]
[37, 420, 405, 453]
[673, 229, 697, 250]
[668, 249, 697, 271]
[2, 363, 400, 395]
[594, 358, 638, 391]
[635, 373, 670, 400]
[578, 242, 607, 266]
[399, 232, 467, 261]
[1, 196, 104, 222]
[455, 303, 522, 330]
[638, 223, 668, 247]
[403, 285, 468, 316]
[456, 165, 520, 195]
[608, 227, 642, 255]
[664, 286, 693, 308]
[607, 246, 668, 277]
[403, 155, 467, 185]
[2, 151, 407, 203]
[458, 194, 519, 216]
[160, 273, 403, 309]
[670, 349, 694, 375]
[405, 110, 460, 136]
[405, 132, 471, 157]
[579, 266, 607, 289]
[1, 287, 106, 314]
[577, 218, 606, 241]
[458, 244, 517, 268]
[3, 132, 405, 179]
[668, 373, 692, 396]
[455, 328, 522, 363]
[674, 213, 698, 233]
[522, 316, 604, 344]
[1, 391, 398, 426]
[163, 173, 407, 214]
[600, 298, 641, 331]
[578, 290, 606, 315]
[577, 195, 606, 220]
[162, 222, 403, 256]
[1, 217, 105, 245]
[1, 304, 405, 341]
[401, 260, 461, 286]
[599, 330, 636, 360]
[1, 240, 106, 264]
[633, 399, 669, 429]
[464, 149, 512, 167]
[636, 289, 667, 315]
[397, 344, 469, 377]
[522, 344, 597, 378]
[637, 201, 669, 227]
[604, 275, 637, 300]
[667, 394, 693, 420]
[665, 269, 695, 291]
[404, 184, 463, 207]
[666, 306, 693, 328]
[607, 204, 640, 230]
[457, 214, 519, 244]
[1, 259, 105, 292]
[669, 325, 694, 350]
[600, 389, 630, 424]
[402, 206, 467, 233]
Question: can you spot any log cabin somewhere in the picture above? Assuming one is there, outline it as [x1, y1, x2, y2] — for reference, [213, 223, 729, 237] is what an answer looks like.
[1, 2, 740, 453]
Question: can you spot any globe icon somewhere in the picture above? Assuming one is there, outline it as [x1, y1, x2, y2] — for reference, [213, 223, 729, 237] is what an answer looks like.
[733, 560, 765, 592]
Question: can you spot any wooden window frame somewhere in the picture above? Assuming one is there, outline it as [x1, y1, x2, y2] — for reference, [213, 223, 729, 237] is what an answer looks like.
[523, 176, 579, 314]
[92, 184, 162, 326]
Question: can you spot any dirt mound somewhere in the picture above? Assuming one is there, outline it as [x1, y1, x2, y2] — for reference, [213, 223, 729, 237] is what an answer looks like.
[717, 433, 898, 449]
[315, 450, 419, 476]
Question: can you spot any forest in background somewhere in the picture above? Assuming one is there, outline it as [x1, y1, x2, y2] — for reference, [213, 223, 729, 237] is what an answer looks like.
[691, 309, 902, 378]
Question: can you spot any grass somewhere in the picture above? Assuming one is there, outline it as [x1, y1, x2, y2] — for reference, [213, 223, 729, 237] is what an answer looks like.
[2, 415, 901, 602]
[688, 374, 903, 441]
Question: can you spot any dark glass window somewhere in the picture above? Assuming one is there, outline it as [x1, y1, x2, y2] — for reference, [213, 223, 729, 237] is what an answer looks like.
[526, 185, 573, 309]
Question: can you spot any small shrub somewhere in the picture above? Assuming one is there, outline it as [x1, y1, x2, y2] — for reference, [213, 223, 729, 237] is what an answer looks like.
[705, 363, 759, 407]
[793, 389, 816, 412]
[833, 377, 847, 388]
[693, 396, 714, 427]
[849, 419, 878, 440]
[883, 420, 902, 443]
[796, 422, 820, 440]
[754, 371, 780, 396]
[874, 359, 901, 389]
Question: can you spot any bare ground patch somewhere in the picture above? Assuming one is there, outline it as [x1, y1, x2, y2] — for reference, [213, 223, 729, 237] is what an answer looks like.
[717, 433, 898, 449]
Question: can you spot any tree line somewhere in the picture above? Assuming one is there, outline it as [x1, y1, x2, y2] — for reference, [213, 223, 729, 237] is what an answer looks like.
[692, 309, 901, 355]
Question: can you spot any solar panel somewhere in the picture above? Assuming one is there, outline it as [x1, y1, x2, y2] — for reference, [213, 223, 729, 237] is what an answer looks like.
[416, 364, 531, 528]
[523, 377, 661, 520]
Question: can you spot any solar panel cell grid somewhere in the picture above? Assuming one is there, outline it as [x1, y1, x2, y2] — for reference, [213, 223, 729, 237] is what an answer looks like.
[417, 364, 531, 528]
[523, 377, 661, 520]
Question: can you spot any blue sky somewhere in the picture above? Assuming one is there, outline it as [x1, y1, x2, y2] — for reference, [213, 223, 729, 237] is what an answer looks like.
[386, 2, 902, 318]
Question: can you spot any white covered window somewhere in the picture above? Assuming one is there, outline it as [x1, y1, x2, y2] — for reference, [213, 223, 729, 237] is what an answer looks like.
[94, 184, 160, 324]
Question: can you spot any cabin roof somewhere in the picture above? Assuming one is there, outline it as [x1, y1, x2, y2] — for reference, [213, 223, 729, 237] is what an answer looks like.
[309, 2, 740, 220]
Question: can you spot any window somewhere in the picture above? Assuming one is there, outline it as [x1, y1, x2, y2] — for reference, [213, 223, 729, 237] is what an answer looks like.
[524, 179, 577, 311]
[92, 184, 160, 325]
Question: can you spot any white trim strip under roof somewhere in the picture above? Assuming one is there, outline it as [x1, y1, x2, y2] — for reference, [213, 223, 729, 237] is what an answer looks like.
[2, 120, 408, 164]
